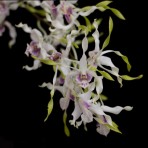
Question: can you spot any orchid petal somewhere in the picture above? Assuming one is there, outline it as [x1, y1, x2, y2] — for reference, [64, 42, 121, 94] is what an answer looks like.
[60, 97, 70, 110]
[81, 110, 93, 123]
[96, 124, 110, 136]
[82, 36, 88, 52]
[95, 76, 103, 95]
[31, 29, 43, 42]
[23, 59, 41, 71]
[79, 91, 91, 101]
[101, 105, 133, 114]
[16, 23, 32, 33]
[72, 100, 82, 121]
[4, 21, 16, 48]
[79, 54, 87, 73]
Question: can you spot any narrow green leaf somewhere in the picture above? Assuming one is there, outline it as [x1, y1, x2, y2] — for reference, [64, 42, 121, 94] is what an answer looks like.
[44, 89, 54, 122]
[84, 16, 92, 32]
[100, 94, 108, 101]
[72, 42, 79, 49]
[81, 6, 92, 12]
[108, 8, 125, 20]
[107, 121, 122, 134]
[78, 25, 87, 31]
[40, 59, 57, 66]
[97, 7, 106, 12]
[59, 37, 67, 44]
[96, 1, 112, 7]
[32, 56, 57, 66]
[91, 66, 114, 81]
[63, 111, 70, 137]
[102, 36, 110, 50]
[102, 17, 113, 50]
[120, 74, 143, 80]
[114, 51, 131, 71]
[109, 17, 113, 33]
[98, 70, 114, 81]
[91, 18, 103, 30]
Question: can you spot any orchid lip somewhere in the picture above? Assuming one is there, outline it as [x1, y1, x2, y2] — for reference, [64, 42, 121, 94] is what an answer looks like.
[49, 52, 62, 61]
[29, 41, 41, 57]
[76, 73, 92, 82]
[76, 73, 93, 88]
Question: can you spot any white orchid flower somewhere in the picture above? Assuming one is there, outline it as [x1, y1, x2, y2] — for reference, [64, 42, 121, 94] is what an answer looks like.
[16, 23, 63, 70]
[87, 20, 124, 85]
[69, 91, 93, 128]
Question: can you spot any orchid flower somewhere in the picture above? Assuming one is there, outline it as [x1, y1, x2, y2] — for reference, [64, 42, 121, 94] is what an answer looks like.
[7, 0, 142, 137]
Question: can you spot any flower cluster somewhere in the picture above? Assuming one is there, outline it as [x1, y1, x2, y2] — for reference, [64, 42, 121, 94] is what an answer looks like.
[1, 0, 142, 136]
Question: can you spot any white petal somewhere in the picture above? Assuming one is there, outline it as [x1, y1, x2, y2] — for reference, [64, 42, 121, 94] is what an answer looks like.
[101, 105, 133, 114]
[51, 19, 75, 31]
[16, 23, 32, 33]
[92, 26, 100, 52]
[27, 1, 41, 7]
[79, 91, 91, 101]
[96, 124, 110, 136]
[81, 110, 93, 123]
[31, 29, 43, 42]
[79, 54, 87, 73]
[45, 13, 52, 22]
[99, 56, 115, 67]
[42, 42, 56, 52]
[4, 21, 16, 48]
[23, 60, 41, 71]
[82, 36, 88, 52]
[39, 82, 52, 90]
[59, 97, 70, 110]
[95, 76, 103, 95]
[72, 100, 82, 121]
[9, 3, 19, 10]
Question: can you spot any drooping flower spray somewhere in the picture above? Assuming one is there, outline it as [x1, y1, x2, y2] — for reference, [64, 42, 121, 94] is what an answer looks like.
[1, 0, 143, 136]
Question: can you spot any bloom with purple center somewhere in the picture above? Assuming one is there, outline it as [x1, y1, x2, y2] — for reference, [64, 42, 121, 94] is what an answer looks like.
[49, 52, 62, 61]
[76, 73, 93, 88]
[25, 41, 41, 57]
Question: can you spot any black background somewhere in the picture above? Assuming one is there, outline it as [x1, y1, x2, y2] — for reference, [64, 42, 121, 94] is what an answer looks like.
[0, 0, 146, 147]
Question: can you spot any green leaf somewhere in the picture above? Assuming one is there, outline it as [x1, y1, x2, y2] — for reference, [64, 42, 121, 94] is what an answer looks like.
[32, 56, 57, 66]
[98, 70, 114, 81]
[102, 17, 113, 50]
[109, 8, 125, 20]
[91, 67, 114, 81]
[72, 42, 79, 49]
[109, 17, 113, 33]
[120, 74, 143, 80]
[84, 17, 92, 32]
[97, 7, 106, 12]
[63, 111, 70, 137]
[100, 94, 108, 101]
[91, 18, 103, 30]
[96, 1, 112, 7]
[81, 6, 92, 12]
[59, 37, 67, 44]
[44, 89, 54, 122]
[114, 51, 131, 71]
[40, 59, 57, 66]
[107, 121, 122, 134]
[78, 25, 89, 35]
